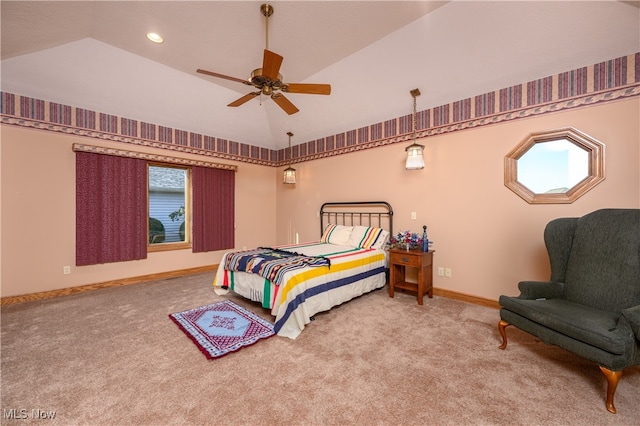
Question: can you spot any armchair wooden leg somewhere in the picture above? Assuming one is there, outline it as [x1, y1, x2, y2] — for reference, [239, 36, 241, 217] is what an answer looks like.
[498, 320, 510, 350]
[599, 366, 622, 414]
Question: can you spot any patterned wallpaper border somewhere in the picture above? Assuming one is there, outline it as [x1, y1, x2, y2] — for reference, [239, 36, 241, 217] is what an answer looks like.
[1, 52, 639, 167]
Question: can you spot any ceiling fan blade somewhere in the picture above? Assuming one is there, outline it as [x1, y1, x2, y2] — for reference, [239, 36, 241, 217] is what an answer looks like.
[271, 93, 299, 115]
[197, 69, 250, 85]
[262, 49, 283, 81]
[228, 92, 260, 107]
[283, 83, 332, 95]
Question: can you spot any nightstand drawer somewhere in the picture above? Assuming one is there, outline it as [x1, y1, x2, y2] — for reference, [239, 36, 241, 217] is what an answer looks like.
[389, 251, 420, 267]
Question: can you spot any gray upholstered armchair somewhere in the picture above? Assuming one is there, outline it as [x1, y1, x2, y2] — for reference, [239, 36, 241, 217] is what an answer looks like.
[498, 208, 640, 414]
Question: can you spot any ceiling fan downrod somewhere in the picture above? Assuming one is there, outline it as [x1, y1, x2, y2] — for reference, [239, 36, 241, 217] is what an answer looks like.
[261, 4, 274, 51]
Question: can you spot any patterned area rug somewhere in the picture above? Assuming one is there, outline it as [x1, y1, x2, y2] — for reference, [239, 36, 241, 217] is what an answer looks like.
[169, 300, 275, 359]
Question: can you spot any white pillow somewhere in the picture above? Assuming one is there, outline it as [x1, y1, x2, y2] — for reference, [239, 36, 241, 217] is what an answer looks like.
[320, 224, 353, 246]
[346, 226, 389, 250]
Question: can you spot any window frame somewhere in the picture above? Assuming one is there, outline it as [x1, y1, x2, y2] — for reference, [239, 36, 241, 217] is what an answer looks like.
[147, 162, 192, 252]
[504, 127, 605, 204]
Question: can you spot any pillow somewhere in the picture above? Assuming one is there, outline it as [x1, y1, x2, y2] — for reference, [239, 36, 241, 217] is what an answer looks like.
[346, 226, 389, 250]
[371, 229, 390, 250]
[320, 224, 353, 246]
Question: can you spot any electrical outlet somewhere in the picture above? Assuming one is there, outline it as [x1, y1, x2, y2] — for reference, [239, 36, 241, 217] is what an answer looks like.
[63, 266, 71, 275]
[437, 267, 445, 276]
[411, 212, 417, 220]
[445, 268, 452, 278]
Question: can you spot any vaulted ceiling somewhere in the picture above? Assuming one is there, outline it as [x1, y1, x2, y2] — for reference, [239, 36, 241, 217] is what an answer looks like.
[2, 1, 639, 150]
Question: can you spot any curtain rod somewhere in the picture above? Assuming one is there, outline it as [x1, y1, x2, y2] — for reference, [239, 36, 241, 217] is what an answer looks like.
[72, 143, 237, 171]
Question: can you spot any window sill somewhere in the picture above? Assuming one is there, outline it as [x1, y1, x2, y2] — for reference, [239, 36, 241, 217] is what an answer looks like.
[148, 242, 192, 253]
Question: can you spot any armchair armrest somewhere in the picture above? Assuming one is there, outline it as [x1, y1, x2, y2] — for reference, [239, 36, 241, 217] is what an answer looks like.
[517, 281, 564, 300]
[622, 305, 640, 340]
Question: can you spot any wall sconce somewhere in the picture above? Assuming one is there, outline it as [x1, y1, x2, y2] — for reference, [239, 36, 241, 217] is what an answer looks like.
[405, 88, 425, 170]
[283, 131, 296, 184]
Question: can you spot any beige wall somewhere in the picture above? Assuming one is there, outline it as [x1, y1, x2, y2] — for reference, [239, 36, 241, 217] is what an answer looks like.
[1, 98, 638, 301]
[0, 126, 277, 297]
[276, 98, 640, 301]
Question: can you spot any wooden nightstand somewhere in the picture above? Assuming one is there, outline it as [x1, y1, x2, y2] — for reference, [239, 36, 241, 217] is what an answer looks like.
[388, 248, 434, 305]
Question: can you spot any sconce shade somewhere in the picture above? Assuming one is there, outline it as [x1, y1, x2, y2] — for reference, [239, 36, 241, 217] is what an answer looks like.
[283, 166, 296, 184]
[405, 142, 425, 170]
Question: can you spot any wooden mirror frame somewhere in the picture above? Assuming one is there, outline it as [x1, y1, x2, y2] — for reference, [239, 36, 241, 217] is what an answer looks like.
[504, 127, 605, 204]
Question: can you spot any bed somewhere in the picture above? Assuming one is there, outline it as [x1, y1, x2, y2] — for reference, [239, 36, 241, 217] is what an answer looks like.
[213, 201, 394, 339]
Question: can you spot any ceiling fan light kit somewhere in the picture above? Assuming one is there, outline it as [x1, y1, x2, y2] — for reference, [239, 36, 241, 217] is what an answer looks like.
[196, 4, 331, 115]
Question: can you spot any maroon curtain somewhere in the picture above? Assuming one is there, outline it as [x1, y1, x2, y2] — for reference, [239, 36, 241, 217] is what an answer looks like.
[192, 167, 235, 252]
[76, 152, 147, 265]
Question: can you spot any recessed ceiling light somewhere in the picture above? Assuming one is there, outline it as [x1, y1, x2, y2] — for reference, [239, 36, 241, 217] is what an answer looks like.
[146, 32, 164, 44]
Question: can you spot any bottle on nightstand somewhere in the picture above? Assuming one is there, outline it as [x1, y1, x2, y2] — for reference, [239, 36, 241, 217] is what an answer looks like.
[421, 225, 430, 252]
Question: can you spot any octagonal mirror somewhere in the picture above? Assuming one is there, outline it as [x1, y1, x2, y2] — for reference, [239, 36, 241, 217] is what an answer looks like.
[505, 127, 605, 204]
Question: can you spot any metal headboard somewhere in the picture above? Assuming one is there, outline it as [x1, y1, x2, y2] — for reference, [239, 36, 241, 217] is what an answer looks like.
[320, 201, 394, 237]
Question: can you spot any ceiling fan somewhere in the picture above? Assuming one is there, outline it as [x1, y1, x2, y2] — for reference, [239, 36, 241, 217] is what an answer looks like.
[197, 3, 331, 115]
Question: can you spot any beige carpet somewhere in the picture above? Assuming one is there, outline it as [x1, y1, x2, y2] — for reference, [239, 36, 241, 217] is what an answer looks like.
[1, 272, 639, 425]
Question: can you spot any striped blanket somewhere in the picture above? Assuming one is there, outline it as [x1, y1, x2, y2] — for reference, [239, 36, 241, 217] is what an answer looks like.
[223, 247, 330, 287]
[214, 242, 387, 339]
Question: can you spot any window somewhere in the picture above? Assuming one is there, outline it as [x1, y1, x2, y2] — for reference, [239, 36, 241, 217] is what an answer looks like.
[516, 139, 589, 193]
[504, 127, 605, 204]
[148, 164, 190, 250]
[74, 143, 236, 265]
